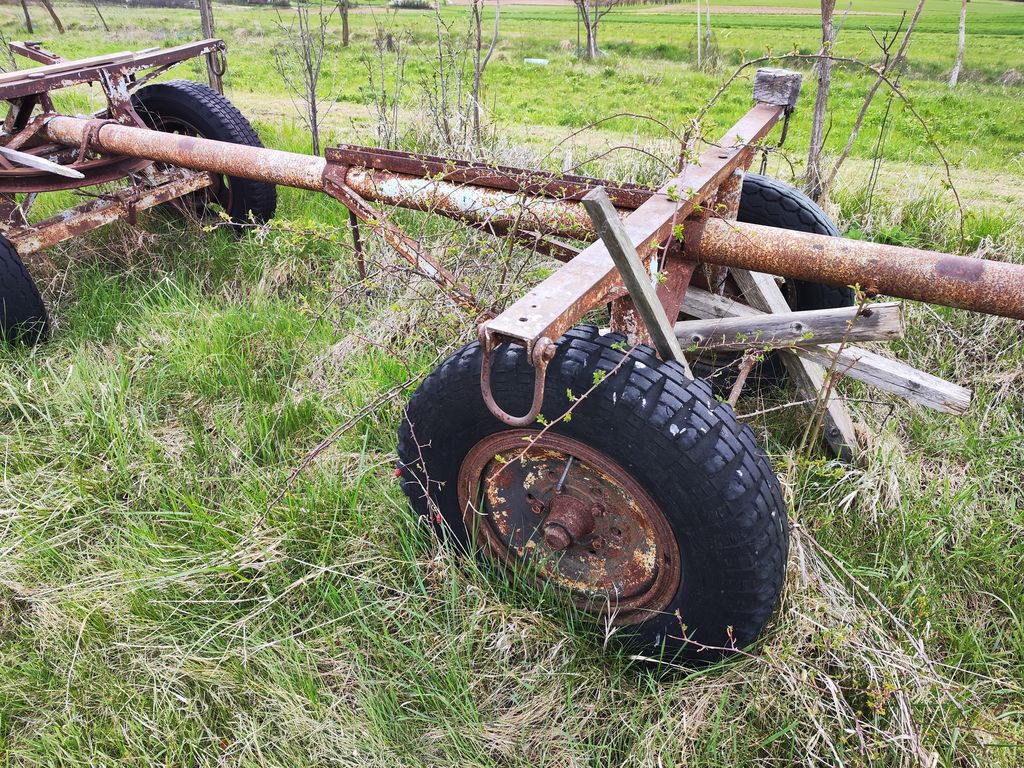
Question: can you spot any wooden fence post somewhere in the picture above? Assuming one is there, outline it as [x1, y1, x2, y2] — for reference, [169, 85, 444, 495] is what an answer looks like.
[198, 0, 224, 94]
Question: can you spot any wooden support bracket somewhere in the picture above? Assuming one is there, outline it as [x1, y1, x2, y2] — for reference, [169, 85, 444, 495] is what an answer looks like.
[680, 286, 973, 415]
[583, 186, 692, 376]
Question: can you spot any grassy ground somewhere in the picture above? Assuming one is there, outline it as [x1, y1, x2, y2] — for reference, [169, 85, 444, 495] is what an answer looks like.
[1, 1, 1024, 766]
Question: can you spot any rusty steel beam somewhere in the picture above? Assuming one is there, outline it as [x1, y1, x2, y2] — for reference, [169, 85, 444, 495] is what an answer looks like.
[42, 115, 327, 191]
[0, 40, 226, 100]
[5, 170, 214, 254]
[342, 166, 600, 241]
[328, 145, 653, 210]
[482, 102, 788, 355]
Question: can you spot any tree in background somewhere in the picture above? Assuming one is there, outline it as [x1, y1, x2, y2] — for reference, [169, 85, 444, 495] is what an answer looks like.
[949, 0, 967, 87]
[339, 0, 350, 47]
[573, 0, 619, 59]
[805, 0, 836, 202]
[18, 0, 65, 35]
[273, 0, 337, 155]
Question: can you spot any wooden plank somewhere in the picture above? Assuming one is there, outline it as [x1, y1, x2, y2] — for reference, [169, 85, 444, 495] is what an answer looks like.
[794, 346, 972, 415]
[680, 286, 972, 415]
[730, 269, 860, 461]
[676, 301, 904, 352]
[583, 187, 691, 375]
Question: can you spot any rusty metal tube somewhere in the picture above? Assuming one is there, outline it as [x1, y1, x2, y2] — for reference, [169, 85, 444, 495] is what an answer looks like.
[41, 115, 1024, 321]
[43, 115, 327, 191]
[343, 166, 598, 241]
[700, 219, 1024, 321]
[343, 170, 1024, 323]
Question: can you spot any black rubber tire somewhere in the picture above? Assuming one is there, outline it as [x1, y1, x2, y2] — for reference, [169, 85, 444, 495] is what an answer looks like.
[131, 80, 277, 226]
[397, 326, 788, 663]
[692, 173, 854, 388]
[737, 173, 853, 311]
[0, 234, 49, 345]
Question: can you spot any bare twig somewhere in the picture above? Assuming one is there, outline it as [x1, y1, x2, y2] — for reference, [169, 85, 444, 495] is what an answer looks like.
[273, 0, 338, 156]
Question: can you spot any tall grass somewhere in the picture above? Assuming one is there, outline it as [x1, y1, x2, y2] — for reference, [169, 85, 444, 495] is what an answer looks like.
[2, 1, 1024, 765]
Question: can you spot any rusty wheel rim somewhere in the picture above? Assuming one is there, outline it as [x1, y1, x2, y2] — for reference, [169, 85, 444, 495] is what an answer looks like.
[457, 430, 681, 625]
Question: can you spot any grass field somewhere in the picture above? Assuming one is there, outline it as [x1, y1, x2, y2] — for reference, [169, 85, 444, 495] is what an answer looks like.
[1, 0, 1024, 765]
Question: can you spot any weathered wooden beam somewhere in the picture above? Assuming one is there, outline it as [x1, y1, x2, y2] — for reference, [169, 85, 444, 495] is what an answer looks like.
[583, 187, 692, 375]
[793, 345, 972, 415]
[675, 302, 904, 352]
[730, 269, 860, 461]
[680, 286, 973, 415]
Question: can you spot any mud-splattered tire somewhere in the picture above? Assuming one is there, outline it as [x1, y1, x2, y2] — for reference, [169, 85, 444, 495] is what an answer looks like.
[692, 173, 854, 388]
[397, 326, 788, 663]
[132, 80, 277, 226]
[0, 234, 48, 345]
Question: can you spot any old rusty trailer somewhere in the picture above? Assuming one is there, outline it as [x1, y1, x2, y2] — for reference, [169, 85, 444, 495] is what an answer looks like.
[2, 43, 1022, 663]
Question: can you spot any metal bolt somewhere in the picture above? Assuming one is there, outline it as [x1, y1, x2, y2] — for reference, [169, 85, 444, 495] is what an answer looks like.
[531, 500, 545, 515]
[591, 536, 606, 551]
[590, 503, 606, 517]
[543, 523, 572, 551]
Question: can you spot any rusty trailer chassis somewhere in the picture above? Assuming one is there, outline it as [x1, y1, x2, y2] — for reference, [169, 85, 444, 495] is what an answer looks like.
[4, 44, 1024, 427]
[6, 41, 1024, 661]
[0, 45, 1019, 417]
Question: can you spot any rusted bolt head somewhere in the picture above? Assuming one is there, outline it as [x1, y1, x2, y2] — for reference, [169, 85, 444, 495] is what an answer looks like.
[591, 536, 606, 551]
[590, 503, 606, 517]
[532, 337, 557, 365]
[530, 500, 545, 515]
[543, 523, 573, 551]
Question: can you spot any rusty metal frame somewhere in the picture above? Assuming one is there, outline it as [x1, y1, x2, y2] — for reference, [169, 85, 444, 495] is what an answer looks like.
[6, 169, 214, 254]
[481, 102, 787, 357]
[0, 39, 225, 101]
[0, 40, 225, 247]
[6, 45, 1024, 444]
[32, 101, 1024, 326]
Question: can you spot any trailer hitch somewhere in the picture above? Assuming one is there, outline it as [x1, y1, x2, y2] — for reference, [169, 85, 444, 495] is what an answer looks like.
[473, 69, 804, 425]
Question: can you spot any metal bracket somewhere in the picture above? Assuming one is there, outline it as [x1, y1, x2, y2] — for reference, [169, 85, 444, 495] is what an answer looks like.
[479, 331, 556, 426]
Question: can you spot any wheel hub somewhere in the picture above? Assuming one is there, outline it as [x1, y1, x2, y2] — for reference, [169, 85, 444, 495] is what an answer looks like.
[541, 494, 595, 551]
[458, 431, 680, 624]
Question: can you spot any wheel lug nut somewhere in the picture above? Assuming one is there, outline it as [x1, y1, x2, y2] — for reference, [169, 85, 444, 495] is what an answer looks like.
[590, 504, 605, 517]
[591, 536, 606, 550]
[531, 500, 545, 515]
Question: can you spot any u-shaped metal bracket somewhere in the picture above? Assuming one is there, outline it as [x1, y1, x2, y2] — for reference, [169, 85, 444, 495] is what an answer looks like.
[479, 328, 556, 427]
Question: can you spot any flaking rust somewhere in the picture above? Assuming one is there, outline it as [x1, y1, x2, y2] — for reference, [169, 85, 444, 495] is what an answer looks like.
[458, 431, 679, 625]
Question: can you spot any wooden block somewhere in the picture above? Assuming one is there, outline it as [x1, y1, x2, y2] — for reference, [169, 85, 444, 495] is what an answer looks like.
[753, 68, 803, 109]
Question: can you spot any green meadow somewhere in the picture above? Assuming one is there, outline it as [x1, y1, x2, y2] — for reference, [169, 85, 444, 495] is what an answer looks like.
[1, 1, 1023, 765]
